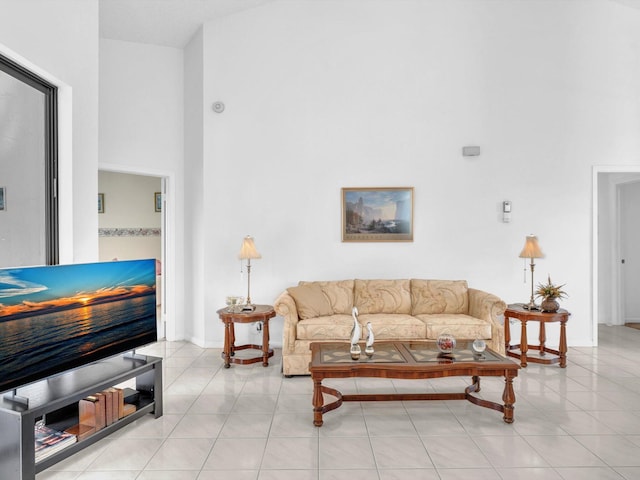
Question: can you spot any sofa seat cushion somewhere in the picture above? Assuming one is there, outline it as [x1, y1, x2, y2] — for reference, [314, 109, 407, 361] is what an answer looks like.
[355, 279, 412, 314]
[359, 314, 426, 339]
[417, 313, 492, 340]
[296, 314, 353, 341]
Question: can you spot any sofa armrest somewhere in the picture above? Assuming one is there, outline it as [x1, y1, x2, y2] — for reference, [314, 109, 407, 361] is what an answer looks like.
[468, 288, 507, 354]
[274, 291, 299, 353]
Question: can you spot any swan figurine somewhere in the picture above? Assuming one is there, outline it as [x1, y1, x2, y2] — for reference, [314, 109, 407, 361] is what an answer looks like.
[350, 307, 362, 360]
[350, 307, 361, 345]
[365, 322, 375, 357]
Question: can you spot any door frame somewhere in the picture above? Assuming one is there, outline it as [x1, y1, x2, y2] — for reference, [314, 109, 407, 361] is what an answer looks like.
[99, 163, 176, 341]
[593, 165, 640, 340]
[617, 178, 640, 323]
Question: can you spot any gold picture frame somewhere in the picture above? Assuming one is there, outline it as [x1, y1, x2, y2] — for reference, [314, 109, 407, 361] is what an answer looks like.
[98, 193, 104, 213]
[342, 187, 414, 242]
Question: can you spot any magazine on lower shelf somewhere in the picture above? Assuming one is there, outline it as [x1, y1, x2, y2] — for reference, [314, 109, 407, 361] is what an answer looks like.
[34, 422, 77, 462]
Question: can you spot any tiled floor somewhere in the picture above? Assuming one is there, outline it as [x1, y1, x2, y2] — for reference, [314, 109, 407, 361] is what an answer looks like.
[37, 325, 640, 480]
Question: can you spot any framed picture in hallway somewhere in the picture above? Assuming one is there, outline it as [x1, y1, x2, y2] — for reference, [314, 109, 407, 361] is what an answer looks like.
[0, 187, 5, 211]
[342, 187, 414, 242]
[155, 192, 162, 212]
[98, 193, 104, 213]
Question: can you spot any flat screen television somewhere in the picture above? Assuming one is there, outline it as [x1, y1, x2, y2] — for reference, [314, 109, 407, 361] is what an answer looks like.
[0, 259, 157, 394]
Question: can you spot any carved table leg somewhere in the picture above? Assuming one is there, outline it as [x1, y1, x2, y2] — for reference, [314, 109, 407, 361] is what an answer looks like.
[223, 321, 231, 368]
[520, 319, 528, 367]
[502, 370, 516, 424]
[504, 314, 511, 352]
[559, 319, 567, 368]
[472, 375, 481, 393]
[539, 321, 547, 357]
[262, 320, 270, 367]
[313, 378, 324, 426]
[229, 323, 236, 357]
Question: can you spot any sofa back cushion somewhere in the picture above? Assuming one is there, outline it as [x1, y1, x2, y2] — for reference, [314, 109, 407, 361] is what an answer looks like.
[287, 283, 333, 319]
[411, 279, 469, 315]
[299, 280, 354, 315]
[354, 279, 412, 314]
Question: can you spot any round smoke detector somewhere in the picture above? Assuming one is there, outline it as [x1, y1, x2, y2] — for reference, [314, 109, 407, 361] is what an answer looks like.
[212, 101, 225, 113]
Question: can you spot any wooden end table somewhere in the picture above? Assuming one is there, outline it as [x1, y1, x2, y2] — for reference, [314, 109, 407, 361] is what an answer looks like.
[504, 303, 570, 368]
[216, 304, 275, 368]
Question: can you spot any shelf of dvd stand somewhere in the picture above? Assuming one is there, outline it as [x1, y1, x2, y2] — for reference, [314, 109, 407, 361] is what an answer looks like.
[0, 353, 163, 480]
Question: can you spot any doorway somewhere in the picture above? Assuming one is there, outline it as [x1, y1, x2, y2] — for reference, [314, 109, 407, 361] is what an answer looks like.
[98, 170, 168, 339]
[619, 180, 640, 325]
[594, 167, 640, 339]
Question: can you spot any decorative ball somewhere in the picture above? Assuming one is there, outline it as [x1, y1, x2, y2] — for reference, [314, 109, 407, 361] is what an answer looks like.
[472, 339, 487, 353]
[437, 332, 456, 353]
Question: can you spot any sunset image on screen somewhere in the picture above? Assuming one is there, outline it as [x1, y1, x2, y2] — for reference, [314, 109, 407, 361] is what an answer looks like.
[0, 260, 155, 320]
[0, 259, 158, 393]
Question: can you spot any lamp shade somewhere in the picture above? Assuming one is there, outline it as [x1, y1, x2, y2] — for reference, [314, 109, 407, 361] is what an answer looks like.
[238, 236, 262, 260]
[518, 234, 544, 259]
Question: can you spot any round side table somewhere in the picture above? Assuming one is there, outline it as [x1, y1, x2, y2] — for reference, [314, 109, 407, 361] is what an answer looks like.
[504, 303, 571, 368]
[216, 304, 275, 368]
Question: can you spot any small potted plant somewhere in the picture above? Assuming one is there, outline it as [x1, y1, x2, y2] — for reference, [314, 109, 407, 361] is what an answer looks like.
[535, 275, 568, 313]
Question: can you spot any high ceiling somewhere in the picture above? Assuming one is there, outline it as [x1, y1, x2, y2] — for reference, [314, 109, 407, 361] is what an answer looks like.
[99, 0, 640, 49]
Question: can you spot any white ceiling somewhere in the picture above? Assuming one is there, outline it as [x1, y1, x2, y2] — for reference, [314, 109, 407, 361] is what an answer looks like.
[99, 0, 277, 48]
[99, 0, 640, 49]
[614, 0, 640, 9]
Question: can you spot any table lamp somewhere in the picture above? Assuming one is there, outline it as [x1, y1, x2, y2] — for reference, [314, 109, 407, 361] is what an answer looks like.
[519, 234, 544, 311]
[238, 235, 261, 311]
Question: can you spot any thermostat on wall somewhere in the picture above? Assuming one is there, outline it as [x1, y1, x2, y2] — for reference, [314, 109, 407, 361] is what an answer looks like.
[503, 201, 511, 223]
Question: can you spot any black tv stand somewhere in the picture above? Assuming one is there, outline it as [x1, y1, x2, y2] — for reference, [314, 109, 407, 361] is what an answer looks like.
[0, 353, 163, 480]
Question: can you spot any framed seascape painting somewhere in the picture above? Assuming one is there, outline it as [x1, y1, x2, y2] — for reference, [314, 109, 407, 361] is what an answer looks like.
[342, 187, 414, 242]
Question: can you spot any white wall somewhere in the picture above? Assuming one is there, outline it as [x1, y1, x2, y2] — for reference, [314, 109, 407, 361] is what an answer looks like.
[598, 173, 619, 325]
[0, 0, 100, 264]
[6, 0, 640, 349]
[181, 0, 640, 348]
[99, 39, 184, 341]
[184, 28, 205, 345]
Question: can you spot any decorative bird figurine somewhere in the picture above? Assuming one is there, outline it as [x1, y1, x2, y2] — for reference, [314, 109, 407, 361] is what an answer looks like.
[350, 307, 361, 345]
[365, 322, 375, 357]
[350, 307, 361, 360]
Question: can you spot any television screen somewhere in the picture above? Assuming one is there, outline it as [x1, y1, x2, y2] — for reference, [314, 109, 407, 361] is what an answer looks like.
[0, 259, 157, 394]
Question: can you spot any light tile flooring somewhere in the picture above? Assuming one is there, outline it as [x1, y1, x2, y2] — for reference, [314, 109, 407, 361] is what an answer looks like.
[37, 325, 640, 480]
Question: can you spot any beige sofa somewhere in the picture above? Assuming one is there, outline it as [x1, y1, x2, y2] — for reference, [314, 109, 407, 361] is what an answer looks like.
[274, 279, 507, 376]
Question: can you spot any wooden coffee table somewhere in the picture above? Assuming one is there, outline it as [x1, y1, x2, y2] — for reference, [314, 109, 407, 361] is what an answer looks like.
[309, 341, 520, 426]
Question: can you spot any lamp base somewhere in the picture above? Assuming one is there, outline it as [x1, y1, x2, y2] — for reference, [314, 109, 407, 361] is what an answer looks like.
[522, 302, 541, 311]
[241, 304, 256, 312]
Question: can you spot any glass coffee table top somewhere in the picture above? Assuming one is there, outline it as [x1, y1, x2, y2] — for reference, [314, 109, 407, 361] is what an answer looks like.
[317, 341, 503, 365]
[406, 341, 503, 363]
[320, 343, 405, 364]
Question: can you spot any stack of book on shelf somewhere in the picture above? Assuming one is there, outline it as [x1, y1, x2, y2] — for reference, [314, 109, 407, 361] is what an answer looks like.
[64, 387, 138, 441]
[34, 423, 77, 462]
